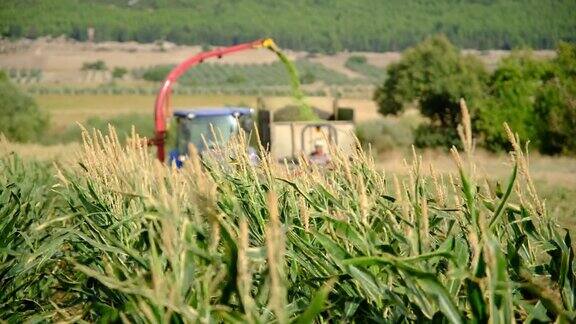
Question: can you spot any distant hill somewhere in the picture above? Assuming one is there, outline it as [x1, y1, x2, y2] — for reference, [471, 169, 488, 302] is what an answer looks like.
[1, 0, 574, 52]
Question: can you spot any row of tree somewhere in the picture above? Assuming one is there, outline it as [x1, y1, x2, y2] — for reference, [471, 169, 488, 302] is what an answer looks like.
[375, 35, 576, 155]
[1, 0, 575, 52]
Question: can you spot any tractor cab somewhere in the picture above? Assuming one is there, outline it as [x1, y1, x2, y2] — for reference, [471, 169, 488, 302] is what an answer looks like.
[168, 107, 256, 168]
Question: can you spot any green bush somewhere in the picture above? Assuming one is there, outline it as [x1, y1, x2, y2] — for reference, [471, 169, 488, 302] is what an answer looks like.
[225, 74, 247, 84]
[346, 55, 367, 65]
[0, 71, 48, 142]
[374, 35, 488, 147]
[142, 65, 172, 82]
[112, 67, 128, 79]
[81, 60, 107, 71]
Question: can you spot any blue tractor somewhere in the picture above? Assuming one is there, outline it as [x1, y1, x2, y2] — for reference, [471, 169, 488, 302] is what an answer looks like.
[166, 107, 258, 168]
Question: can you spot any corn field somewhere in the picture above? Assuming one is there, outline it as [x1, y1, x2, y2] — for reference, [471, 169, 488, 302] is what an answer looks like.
[1, 105, 575, 322]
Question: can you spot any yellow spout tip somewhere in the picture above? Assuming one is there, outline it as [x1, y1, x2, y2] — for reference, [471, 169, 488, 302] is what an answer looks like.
[261, 38, 279, 51]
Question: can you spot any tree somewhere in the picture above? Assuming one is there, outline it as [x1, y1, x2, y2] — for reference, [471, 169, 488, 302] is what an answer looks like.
[374, 35, 487, 147]
[476, 51, 553, 151]
[82, 60, 107, 71]
[299, 71, 316, 85]
[534, 42, 576, 155]
[0, 71, 48, 142]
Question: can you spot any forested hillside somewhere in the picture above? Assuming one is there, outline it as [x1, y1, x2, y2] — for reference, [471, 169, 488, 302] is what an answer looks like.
[1, 0, 575, 52]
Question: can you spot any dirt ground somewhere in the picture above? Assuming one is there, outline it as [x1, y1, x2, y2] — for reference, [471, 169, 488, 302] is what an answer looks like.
[377, 148, 576, 188]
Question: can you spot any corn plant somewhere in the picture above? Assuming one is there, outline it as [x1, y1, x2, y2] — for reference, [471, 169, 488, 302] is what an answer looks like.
[0, 155, 71, 320]
[1, 101, 575, 322]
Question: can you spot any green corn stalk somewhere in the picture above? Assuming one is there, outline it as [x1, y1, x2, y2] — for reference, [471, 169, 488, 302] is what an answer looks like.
[1, 121, 575, 323]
